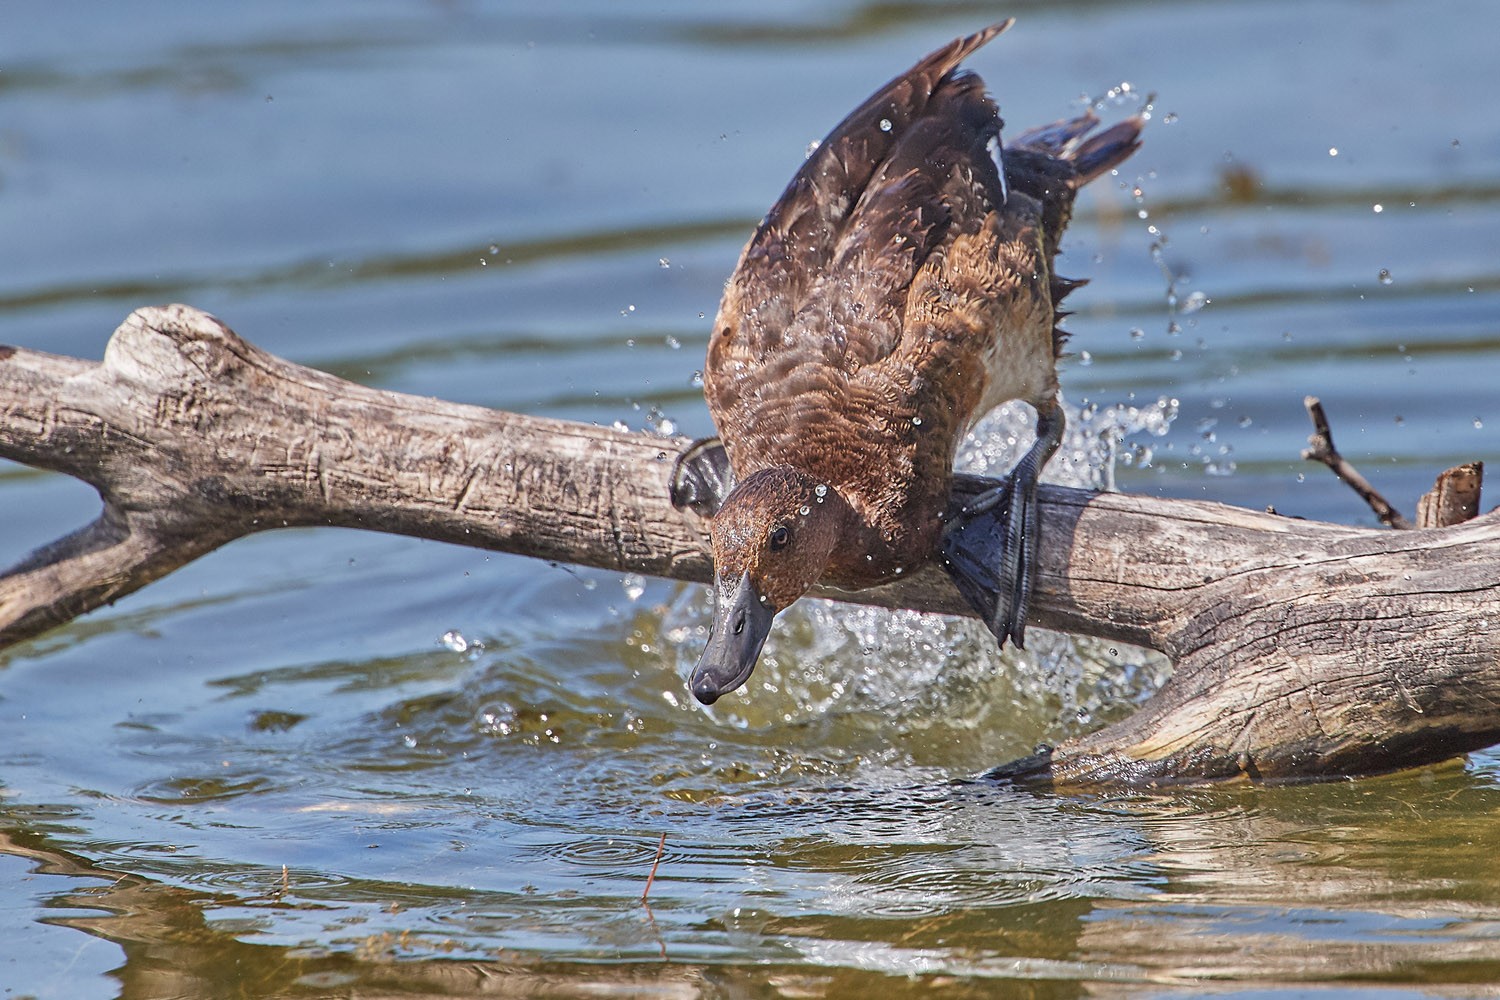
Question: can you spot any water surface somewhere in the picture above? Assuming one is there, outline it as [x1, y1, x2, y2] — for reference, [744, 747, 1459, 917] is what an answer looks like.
[1, 1, 1498, 996]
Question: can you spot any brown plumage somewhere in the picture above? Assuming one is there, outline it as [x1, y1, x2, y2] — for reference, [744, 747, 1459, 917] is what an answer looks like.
[685, 20, 1142, 703]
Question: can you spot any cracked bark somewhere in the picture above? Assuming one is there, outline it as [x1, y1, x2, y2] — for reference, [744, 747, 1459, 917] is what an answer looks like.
[3, 304, 1498, 784]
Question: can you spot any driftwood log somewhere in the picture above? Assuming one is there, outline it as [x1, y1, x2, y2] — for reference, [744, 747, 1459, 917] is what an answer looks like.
[2, 305, 1497, 784]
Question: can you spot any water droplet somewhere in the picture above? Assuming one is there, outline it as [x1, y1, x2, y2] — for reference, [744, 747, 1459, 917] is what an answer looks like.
[665, 335, 681, 350]
[441, 630, 469, 653]
[488, 244, 500, 254]
[799, 505, 811, 516]
[480, 704, 516, 736]
[1237, 415, 1253, 428]
[1169, 349, 1183, 361]
[1378, 269, 1393, 285]
[1179, 291, 1208, 314]
[911, 415, 923, 425]
[1162, 112, 1179, 124]
[1328, 147, 1339, 157]
[622, 574, 646, 601]
[805, 138, 821, 158]
[1475, 416, 1485, 430]
[1372, 203, 1383, 213]
[1129, 327, 1145, 340]
[814, 484, 828, 497]
[658, 257, 671, 268]
[878, 118, 893, 132]
[402, 734, 418, 749]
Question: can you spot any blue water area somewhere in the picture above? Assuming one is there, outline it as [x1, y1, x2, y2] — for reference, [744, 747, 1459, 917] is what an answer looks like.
[1, 0, 1498, 997]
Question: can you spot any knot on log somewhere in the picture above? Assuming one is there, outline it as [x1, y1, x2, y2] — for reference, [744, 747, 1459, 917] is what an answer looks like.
[102, 304, 251, 389]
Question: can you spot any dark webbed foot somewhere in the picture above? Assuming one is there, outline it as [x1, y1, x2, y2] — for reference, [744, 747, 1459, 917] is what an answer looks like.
[669, 437, 735, 517]
[940, 401, 1065, 649]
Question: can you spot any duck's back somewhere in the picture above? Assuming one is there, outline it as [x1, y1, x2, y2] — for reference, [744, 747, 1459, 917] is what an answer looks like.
[704, 22, 1138, 570]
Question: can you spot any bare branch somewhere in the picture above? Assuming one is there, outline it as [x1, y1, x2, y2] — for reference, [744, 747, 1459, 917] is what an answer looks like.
[3, 305, 1499, 784]
[1301, 395, 1413, 528]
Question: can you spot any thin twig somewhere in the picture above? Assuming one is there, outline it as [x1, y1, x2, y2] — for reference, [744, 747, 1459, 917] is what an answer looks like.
[641, 833, 666, 904]
[1301, 396, 1413, 529]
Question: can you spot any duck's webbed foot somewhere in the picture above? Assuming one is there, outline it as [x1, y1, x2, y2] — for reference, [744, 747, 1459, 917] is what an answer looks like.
[670, 437, 735, 517]
[940, 400, 1065, 650]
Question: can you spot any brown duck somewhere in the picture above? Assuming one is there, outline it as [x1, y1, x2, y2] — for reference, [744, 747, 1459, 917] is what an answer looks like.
[671, 20, 1142, 704]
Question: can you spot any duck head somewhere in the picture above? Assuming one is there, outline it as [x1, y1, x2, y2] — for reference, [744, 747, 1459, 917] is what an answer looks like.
[692, 466, 853, 704]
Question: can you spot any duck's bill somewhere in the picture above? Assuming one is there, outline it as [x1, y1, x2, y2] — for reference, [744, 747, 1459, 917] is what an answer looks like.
[690, 571, 775, 705]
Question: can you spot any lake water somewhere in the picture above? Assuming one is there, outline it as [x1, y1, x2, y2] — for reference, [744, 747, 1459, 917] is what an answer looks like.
[2, 1, 1498, 996]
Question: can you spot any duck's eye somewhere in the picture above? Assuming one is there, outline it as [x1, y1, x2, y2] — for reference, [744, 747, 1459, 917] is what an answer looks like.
[768, 525, 791, 551]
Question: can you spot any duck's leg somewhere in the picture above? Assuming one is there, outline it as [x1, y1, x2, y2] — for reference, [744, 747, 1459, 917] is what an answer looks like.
[940, 399, 1065, 649]
[669, 437, 735, 517]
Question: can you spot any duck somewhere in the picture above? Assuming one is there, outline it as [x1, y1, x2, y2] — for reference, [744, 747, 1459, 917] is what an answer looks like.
[670, 20, 1142, 705]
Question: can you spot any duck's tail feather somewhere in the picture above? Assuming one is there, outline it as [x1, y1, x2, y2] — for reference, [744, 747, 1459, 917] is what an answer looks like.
[1068, 117, 1145, 187]
[1006, 112, 1143, 186]
[1002, 112, 1143, 355]
[1003, 112, 1143, 252]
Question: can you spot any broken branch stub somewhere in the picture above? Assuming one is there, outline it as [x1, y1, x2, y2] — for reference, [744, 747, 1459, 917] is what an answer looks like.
[1418, 462, 1484, 529]
[1, 305, 1498, 784]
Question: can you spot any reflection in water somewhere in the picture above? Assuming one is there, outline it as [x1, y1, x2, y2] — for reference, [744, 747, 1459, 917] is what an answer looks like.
[9, 764, 1500, 996]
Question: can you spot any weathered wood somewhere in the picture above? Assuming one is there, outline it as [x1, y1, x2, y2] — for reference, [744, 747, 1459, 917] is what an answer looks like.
[2, 305, 1499, 784]
[1417, 461, 1483, 528]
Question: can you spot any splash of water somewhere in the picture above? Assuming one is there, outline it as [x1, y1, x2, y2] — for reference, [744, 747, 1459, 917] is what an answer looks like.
[657, 396, 1177, 765]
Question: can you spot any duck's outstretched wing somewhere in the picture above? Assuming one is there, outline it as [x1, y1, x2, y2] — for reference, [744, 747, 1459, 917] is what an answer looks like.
[705, 21, 1012, 445]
